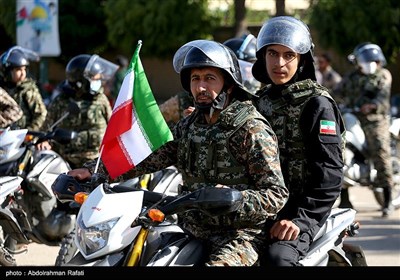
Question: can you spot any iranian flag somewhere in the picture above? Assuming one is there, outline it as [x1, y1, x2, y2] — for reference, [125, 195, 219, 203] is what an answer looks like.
[100, 41, 173, 179]
[320, 120, 336, 135]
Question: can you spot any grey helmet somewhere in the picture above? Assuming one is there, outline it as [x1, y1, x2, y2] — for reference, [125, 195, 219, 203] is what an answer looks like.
[223, 34, 257, 63]
[347, 42, 387, 66]
[0, 46, 40, 82]
[173, 39, 251, 100]
[252, 16, 316, 84]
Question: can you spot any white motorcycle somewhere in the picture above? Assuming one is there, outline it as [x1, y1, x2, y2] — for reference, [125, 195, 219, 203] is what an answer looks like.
[52, 171, 367, 267]
[341, 108, 400, 209]
[0, 102, 79, 264]
[0, 176, 24, 266]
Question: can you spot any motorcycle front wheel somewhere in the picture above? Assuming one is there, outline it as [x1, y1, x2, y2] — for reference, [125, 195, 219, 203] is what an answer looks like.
[373, 156, 400, 209]
[54, 230, 77, 266]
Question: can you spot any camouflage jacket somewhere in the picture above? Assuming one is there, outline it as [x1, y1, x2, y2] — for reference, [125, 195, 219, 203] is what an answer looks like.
[85, 100, 288, 232]
[253, 79, 344, 234]
[45, 90, 112, 168]
[4, 78, 47, 131]
[334, 68, 392, 122]
[0, 86, 23, 128]
[159, 91, 193, 126]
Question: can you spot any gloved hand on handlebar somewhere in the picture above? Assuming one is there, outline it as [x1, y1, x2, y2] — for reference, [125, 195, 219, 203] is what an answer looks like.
[68, 168, 92, 181]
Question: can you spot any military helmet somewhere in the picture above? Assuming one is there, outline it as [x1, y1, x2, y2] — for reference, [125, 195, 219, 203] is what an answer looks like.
[0, 46, 39, 81]
[347, 42, 387, 66]
[173, 39, 250, 96]
[223, 34, 257, 63]
[252, 16, 316, 84]
[65, 54, 118, 95]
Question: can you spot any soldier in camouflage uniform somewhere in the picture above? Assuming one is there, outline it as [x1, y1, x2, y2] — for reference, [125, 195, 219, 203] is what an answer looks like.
[251, 16, 345, 266]
[0, 86, 23, 128]
[334, 43, 393, 217]
[159, 91, 194, 127]
[38, 54, 118, 169]
[69, 40, 288, 266]
[0, 46, 47, 131]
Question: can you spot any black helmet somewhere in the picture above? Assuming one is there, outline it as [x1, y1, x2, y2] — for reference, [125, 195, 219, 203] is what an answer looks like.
[173, 39, 250, 97]
[223, 34, 257, 63]
[66, 54, 118, 95]
[252, 16, 316, 84]
[0, 46, 39, 81]
[347, 42, 387, 66]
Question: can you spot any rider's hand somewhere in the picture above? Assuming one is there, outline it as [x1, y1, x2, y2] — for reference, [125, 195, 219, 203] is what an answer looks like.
[68, 168, 92, 181]
[183, 106, 195, 117]
[269, 219, 300, 241]
[36, 141, 52, 151]
[360, 103, 377, 114]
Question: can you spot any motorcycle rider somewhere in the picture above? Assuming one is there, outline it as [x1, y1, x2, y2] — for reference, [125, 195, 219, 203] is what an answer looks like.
[223, 33, 261, 94]
[251, 16, 345, 266]
[38, 54, 118, 169]
[334, 43, 394, 217]
[0, 86, 23, 128]
[159, 34, 261, 128]
[0, 46, 47, 131]
[69, 39, 289, 266]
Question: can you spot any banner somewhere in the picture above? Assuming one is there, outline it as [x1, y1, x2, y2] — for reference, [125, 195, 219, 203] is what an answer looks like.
[16, 0, 61, 56]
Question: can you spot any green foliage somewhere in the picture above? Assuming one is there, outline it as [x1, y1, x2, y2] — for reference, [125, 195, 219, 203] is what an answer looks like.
[0, 0, 16, 43]
[58, 0, 108, 63]
[309, 0, 400, 64]
[103, 0, 220, 58]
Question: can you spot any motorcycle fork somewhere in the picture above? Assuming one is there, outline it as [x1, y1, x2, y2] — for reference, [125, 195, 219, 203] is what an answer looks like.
[125, 227, 149, 266]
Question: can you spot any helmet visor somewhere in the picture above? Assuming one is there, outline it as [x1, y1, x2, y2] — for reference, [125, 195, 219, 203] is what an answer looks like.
[1, 46, 40, 65]
[84, 55, 119, 81]
[173, 40, 234, 73]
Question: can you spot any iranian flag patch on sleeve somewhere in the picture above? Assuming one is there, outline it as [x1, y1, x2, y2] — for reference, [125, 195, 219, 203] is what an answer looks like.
[320, 120, 336, 135]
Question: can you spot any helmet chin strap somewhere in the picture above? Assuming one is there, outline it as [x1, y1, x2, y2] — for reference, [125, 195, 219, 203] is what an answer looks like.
[194, 90, 229, 119]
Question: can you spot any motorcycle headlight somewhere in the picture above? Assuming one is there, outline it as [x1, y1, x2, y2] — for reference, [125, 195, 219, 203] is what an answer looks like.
[76, 216, 119, 255]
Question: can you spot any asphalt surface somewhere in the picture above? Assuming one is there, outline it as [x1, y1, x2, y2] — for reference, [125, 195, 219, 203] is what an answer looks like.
[6, 185, 400, 267]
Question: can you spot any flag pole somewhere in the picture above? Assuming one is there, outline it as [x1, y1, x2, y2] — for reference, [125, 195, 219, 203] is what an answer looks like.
[94, 145, 104, 174]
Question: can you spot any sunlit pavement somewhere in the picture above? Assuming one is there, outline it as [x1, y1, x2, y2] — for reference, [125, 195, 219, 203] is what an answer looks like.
[13, 186, 400, 267]
[344, 185, 400, 266]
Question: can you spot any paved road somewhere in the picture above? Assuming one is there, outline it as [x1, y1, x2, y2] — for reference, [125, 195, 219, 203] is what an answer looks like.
[7, 186, 400, 267]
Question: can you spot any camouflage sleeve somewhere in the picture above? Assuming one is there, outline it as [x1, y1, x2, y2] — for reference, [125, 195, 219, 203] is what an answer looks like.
[24, 83, 47, 131]
[0, 87, 23, 128]
[159, 95, 180, 124]
[229, 118, 288, 224]
[373, 68, 392, 114]
[97, 92, 113, 120]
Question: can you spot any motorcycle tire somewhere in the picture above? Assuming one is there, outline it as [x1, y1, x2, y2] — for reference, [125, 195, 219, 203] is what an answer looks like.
[54, 230, 77, 266]
[373, 156, 400, 209]
[0, 246, 16, 266]
[342, 243, 368, 266]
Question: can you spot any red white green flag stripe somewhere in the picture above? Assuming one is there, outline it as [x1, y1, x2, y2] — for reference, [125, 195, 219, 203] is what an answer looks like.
[100, 41, 173, 179]
[319, 120, 336, 135]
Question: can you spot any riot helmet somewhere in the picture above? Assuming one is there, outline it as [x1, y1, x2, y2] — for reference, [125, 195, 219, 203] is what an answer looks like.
[347, 42, 386, 75]
[0, 46, 40, 82]
[224, 34, 261, 93]
[223, 34, 257, 63]
[173, 40, 252, 112]
[252, 16, 316, 84]
[173, 40, 250, 96]
[65, 54, 118, 95]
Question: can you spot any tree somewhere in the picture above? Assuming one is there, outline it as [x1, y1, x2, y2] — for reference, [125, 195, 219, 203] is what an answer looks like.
[103, 0, 220, 58]
[309, 0, 400, 63]
[276, 0, 286, 16]
[233, 0, 247, 37]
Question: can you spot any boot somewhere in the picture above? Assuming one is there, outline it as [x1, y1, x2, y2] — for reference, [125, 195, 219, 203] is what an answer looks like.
[339, 187, 354, 208]
[382, 187, 393, 218]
